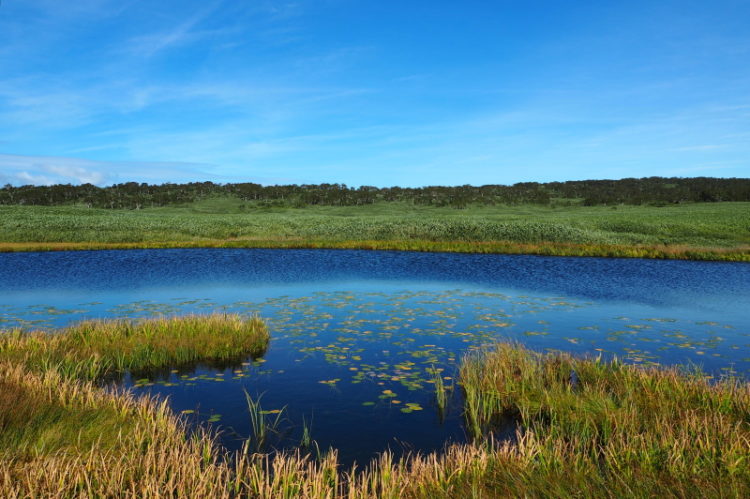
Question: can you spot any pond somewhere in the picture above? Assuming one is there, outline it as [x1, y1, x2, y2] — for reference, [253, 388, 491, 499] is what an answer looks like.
[1, 248, 749, 464]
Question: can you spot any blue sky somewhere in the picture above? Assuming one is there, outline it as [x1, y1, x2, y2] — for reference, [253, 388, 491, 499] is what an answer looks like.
[0, 0, 748, 187]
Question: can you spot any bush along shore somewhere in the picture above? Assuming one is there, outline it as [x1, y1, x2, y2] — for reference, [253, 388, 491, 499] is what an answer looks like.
[2, 325, 748, 498]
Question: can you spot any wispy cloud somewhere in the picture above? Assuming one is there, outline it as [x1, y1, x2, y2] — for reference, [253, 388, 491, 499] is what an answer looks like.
[671, 144, 726, 152]
[25, 0, 136, 19]
[0, 154, 114, 185]
[123, 1, 226, 58]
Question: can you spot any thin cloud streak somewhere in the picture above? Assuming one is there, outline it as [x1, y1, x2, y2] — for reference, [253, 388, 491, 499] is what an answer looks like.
[123, 1, 228, 59]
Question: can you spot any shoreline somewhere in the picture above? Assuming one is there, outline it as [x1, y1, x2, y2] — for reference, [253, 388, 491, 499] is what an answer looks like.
[1, 238, 748, 262]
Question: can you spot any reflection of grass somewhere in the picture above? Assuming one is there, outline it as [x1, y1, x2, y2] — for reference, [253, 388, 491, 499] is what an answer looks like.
[0, 314, 269, 380]
[6, 342, 750, 496]
[1, 202, 749, 261]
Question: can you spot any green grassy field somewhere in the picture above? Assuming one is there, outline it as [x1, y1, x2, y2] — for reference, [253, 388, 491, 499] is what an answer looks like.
[1, 199, 749, 260]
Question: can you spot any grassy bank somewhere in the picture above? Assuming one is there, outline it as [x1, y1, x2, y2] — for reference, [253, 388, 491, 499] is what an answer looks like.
[1, 201, 749, 261]
[2, 340, 748, 497]
[0, 314, 269, 380]
[459, 344, 750, 496]
[1, 238, 747, 261]
[0, 360, 239, 496]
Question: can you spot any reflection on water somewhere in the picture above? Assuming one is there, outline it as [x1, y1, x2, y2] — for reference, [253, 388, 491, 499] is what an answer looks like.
[1, 249, 749, 464]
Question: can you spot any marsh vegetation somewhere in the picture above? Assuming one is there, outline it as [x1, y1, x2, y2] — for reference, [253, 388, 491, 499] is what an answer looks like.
[2, 338, 748, 497]
[1, 200, 749, 261]
[0, 314, 269, 380]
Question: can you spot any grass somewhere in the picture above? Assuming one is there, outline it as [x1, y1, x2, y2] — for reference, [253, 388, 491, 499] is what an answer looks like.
[429, 366, 449, 416]
[2, 338, 748, 497]
[244, 392, 287, 453]
[459, 343, 750, 496]
[0, 360, 240, 496]
[0, 314, 269, 380]
[1, 200, 749, 260]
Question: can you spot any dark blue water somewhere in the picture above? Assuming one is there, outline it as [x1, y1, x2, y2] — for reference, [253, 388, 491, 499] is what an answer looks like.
[1, 249, 749, 464]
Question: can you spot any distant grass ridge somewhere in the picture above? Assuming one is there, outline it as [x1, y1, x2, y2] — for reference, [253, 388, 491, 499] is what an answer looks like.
[0, 314, 269, 380]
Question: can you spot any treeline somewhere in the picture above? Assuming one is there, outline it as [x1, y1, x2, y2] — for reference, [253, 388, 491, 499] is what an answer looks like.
[1, 177, 749, 209]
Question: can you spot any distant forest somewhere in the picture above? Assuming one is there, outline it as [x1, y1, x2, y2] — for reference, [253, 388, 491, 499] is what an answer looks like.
[1, 177, 749, 210]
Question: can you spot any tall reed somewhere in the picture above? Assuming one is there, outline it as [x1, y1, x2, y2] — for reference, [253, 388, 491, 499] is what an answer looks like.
[244, 392, 287, 453]
[429, 365, 448, 417]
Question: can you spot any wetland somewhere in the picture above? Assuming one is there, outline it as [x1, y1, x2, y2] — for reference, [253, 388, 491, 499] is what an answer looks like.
[2, 248, 749, 468]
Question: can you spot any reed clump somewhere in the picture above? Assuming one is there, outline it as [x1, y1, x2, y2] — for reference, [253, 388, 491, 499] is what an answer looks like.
[0, 359, 492, 498]
[0, 360, 237, 496]
[460, 343, 750, 496]
[0, 314, 269, 380]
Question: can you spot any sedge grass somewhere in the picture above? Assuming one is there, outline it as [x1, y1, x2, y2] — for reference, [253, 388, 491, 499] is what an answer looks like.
[0, 314, 269, 380]
[459, 343, 750, 495]
[428, 365, 448, 416]
[0, 360, 239, 497]
[244, 391, 287, 454]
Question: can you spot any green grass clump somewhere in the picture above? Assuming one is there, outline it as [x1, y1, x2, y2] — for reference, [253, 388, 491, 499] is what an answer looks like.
[460, 343, 750, 496]
[0, 314, 269, 380]
[244, 392, 287, 453]
[0, 361, 173, 459]
[428, 365, 449, 417]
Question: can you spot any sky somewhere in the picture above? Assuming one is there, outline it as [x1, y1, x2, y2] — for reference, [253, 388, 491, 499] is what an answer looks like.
[0, 0, 748, 187]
